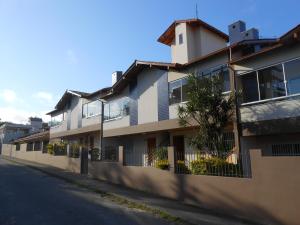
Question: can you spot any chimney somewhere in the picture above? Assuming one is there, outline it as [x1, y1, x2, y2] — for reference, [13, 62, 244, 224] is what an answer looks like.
[112, 71, 123, 86]
[29, 117, 43, 132]
[228, 21, 259, 44]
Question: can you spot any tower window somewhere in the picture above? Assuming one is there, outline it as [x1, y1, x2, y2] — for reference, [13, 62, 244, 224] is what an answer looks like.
[178, 33, 183, 45]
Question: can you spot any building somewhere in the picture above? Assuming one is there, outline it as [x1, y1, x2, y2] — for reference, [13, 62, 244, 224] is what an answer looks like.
[46, 18, 300, 166]
[3, 18, 300, 225]
[0, 117, 46, 153]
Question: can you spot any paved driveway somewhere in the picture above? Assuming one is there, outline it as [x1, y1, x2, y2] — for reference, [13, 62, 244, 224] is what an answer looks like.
[0, 159, 171, 225]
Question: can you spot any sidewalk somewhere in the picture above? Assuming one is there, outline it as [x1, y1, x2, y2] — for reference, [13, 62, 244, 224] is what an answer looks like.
[1, 156, 260, 225]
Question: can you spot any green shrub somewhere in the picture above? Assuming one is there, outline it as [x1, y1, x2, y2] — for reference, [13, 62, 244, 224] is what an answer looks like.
[53, 143, 67, 156]
[47, 144, 54, 155]
[153, 147, 168, 160]
[190, 157, 240, 176]
[176, 160, 191, 174]
[91, 148, 100, 161]
[190, 159, 207, 175]
[155, 160, 169, 170]
[69, 144, 80, 158]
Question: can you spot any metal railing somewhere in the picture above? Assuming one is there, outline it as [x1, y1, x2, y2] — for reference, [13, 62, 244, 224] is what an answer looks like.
[272, 144, 300, 156]
[175, 150, 251, 178]
[68, 144, 80, 158]
[124, 147, 169, 170]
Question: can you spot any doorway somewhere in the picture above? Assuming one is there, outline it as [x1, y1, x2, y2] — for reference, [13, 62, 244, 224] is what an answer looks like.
[173, 135, 185, 162]
[147, 138, 156, 166]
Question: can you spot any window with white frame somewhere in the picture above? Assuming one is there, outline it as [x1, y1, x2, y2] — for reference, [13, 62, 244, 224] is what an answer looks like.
[104, 97, 130, 121]
[284, 58, 300, 95]
[238, 57, 300, 104]
[169, 66, 230, 105]
[50, 113, 64, 127]
[82, 100, 101, 118]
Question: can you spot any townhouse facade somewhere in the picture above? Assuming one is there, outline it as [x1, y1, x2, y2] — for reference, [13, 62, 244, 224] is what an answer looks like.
[2, 18, 300, 225]
[46, 19, 300, 167]
[0, 117, 45, 153]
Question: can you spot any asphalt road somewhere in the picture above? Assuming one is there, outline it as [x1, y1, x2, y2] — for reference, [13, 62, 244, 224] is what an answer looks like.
[0, 159, 172, 225]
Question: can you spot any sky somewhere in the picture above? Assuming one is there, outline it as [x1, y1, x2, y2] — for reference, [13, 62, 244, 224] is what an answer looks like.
[0, 0, 299, 124]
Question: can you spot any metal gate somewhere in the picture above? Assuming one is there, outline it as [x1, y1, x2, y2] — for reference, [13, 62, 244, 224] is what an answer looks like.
[80, 148, 88, 174]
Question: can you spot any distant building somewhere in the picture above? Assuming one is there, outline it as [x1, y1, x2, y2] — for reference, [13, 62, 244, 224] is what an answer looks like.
[0, 117, 46, 153]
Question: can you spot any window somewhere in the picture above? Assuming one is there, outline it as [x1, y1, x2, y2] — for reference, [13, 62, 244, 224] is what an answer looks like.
[82, 104, 88, 118]
[181, 78, 188, 102]
[258, 64, 285, 100]
[238, 57, 300, 104]
[169, 66, 230, 105]
[50, 113, 63, 127]
[169, 80, 182, 105]
[34, 141, 41, 151]
[104, 97, 130, 121]
[82, 100, 101, 118]
[102, 146, 118, 161]
[178, 33, 183, 45]
[238, 72, 259, 103]
[284, 58, 300, 95]
[26, 142, 33, 151]
[211, 68, 231, 92]
[16, 143, 20, 151]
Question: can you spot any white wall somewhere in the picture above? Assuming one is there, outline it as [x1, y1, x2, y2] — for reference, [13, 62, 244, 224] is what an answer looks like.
[1, 143, 80, 173]
[171, 23, 189, 64]
[240, 98, 300, 123]
[171, 22, 227, 64]
[137, 69, 162, 124]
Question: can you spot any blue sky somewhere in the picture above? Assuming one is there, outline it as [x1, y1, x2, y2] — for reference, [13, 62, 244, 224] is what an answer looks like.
[0, 0, 299, 123]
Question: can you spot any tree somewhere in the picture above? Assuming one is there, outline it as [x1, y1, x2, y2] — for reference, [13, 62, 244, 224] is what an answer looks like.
[178, 73, 235, 152]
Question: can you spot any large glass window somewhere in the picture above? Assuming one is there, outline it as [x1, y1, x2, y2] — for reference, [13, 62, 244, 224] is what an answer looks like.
[50, 113, 64, 127]
[82, 100, 101, 118]
[238, 57, 300, 104]
[169, 66, 230, 105]
[258, 64, 286, 100]
[211, 68, 230, 92]
[284, 58, 300, 95]
[104, 97, 130, 121]
[181, 78, 188, 102]
[239, 72, 259, 103]
[169, 80, 182, 105]
[82, 104, 88, 118]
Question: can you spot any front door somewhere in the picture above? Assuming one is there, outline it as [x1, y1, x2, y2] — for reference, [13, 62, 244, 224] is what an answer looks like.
[147, 138, 156, 166]
[173, 135, 185, 162]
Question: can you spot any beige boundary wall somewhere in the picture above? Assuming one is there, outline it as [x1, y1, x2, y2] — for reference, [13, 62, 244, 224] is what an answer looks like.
[1, 144, 80, 173]
[2, 143, 300, 225]
[89, 148, 300, 225]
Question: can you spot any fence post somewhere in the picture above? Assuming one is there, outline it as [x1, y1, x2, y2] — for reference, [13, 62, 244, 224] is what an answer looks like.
[168, 146, 175, 173]
[118, 146, 124, 165]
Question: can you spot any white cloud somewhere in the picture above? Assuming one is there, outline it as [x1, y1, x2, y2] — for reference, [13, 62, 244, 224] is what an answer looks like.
[33, 91, 53, 103]
[66, 49, 78, 64]
[0, 107, 50, 124]
[0, 89, 17, 103]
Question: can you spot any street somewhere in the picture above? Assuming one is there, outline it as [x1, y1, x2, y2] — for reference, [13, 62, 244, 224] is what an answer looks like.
[0, 159, 172, 225]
